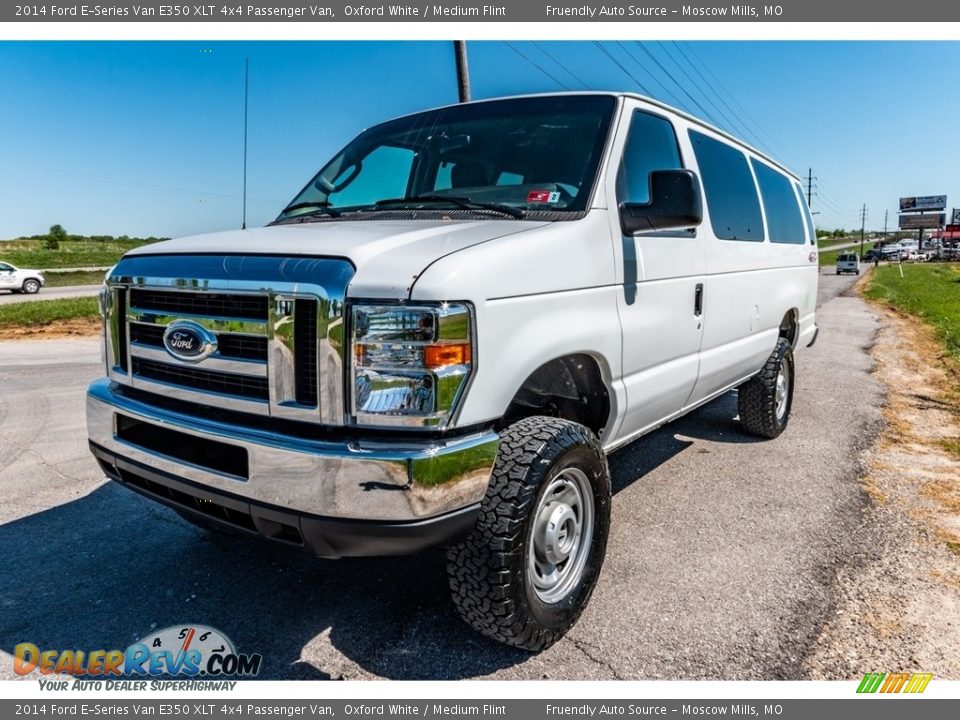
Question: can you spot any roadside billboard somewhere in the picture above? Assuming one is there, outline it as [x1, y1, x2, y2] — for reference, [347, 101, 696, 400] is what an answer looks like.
[900, 195, 947, 212]
[899, 213, 945, 229]
[952, 208, 960, 224]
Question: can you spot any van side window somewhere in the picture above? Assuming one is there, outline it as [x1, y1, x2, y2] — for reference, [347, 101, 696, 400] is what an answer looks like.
[617, 111, 682, 205]
[689, 130, 764, 241]
[751, 159, 806, 245]
[795, 181, 817, 244]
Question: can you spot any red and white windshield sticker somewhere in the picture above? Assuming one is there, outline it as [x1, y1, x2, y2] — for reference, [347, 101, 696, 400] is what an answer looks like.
[527, 189, 561, 204]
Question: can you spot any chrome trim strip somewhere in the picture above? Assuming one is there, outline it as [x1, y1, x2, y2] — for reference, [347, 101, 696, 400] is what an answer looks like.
[87, 378, 497, 521]
[127, 309, 268, 336]
[130, 343, 268, 378]
[125, 375, 270, 415]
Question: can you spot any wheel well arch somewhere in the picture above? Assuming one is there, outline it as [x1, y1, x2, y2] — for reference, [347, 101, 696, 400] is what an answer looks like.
[779, 308, 799, 347]
[498, 353, 612, 439]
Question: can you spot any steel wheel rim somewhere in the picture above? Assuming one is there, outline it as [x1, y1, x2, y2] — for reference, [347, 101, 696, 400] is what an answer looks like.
[775, 360, 790, 421]
[528, 466, 594, 604]
[25, 281, 38, 293]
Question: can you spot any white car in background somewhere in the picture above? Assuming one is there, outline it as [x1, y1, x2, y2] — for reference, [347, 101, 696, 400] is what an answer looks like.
[0, 261, 45, 294]
[836, 253, 860, 274]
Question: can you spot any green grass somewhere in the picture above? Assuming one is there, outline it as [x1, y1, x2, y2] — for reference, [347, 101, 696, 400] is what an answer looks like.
[0, 297, 100, 328]
[864, 263, 960, 358]
[0, 238, 153, 269]
[941, 438, 960, 459]
[43, 270, 108, 287]
[819, 242, 875, 267]
[817, 237, 854, 249]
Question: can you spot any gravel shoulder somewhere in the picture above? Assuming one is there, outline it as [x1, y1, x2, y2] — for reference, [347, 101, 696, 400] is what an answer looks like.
[804, 277, 960, 679]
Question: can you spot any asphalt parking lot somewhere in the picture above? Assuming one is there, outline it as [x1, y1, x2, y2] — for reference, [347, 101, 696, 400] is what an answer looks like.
[0, 271, 885, 680]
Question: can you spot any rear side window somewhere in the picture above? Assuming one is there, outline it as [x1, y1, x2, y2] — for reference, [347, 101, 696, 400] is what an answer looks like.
[751, 159, 805, 245]
[617, 110, 683, 204]
[794, 181, 817, 244]
[689, 130, 764, 241]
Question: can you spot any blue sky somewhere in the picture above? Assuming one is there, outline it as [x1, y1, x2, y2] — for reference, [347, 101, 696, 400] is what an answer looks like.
[1, 41, 958, 238]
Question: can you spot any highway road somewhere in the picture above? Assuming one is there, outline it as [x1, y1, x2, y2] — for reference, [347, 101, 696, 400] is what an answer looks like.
[0, 284, 100, 305]
[0, 273, 885, 680]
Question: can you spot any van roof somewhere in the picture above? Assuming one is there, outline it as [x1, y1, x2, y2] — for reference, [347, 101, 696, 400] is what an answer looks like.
[393, 91, 799, 183]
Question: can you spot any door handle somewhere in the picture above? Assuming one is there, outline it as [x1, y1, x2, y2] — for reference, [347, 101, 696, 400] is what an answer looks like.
[694, 283, 704, 317]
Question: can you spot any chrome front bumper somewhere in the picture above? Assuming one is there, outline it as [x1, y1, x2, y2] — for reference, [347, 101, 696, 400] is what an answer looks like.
[86, 379, 498, 527]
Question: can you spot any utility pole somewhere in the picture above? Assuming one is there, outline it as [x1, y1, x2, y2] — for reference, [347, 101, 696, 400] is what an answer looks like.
[883, 209, 888, 241]
[242, 57, 249, 230]
[806, 168, 813, 207]
[859, 203, 868, 258]
[453, 41, 471, 103]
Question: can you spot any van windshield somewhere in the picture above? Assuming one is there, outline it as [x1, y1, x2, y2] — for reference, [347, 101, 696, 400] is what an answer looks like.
[276, 95, 617, 221]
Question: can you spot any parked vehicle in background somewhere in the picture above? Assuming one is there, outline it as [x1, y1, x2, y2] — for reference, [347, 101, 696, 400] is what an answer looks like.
[880, 245, 904, 261]
[0, 261, 45, 294]
[836, 253, 860, 274]
[86, 92, 819, 651]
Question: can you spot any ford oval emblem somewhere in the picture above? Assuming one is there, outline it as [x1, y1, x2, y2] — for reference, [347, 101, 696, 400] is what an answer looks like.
[162, 321, 217, 363]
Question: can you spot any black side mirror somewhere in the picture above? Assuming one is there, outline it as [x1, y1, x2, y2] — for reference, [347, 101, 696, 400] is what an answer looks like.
[619, 169, 703, 236]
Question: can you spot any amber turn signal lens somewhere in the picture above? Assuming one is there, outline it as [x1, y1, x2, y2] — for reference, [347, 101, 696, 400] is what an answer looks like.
[424, 343, 471, 369]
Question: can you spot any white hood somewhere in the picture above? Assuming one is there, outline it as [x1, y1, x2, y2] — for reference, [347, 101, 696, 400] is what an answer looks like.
[127, 219, 547, 299]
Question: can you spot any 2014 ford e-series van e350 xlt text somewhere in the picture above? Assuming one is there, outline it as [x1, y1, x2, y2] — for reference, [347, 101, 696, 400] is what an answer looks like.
[87, 93, 819, 651]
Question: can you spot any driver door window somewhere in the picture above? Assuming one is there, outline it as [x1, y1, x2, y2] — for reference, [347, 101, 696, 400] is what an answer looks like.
[617, 110, 683, 205]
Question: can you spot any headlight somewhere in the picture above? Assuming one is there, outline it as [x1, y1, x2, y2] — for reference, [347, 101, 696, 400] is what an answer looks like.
[351, 303, 473, 428]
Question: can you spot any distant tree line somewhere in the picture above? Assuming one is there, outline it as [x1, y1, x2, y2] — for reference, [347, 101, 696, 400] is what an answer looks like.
[23, 225, 169, 250]
[816, 228, 849, 239]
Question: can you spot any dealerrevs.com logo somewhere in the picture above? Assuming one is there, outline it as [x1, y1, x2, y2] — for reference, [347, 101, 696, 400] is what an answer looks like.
[14, 625, 262, 685]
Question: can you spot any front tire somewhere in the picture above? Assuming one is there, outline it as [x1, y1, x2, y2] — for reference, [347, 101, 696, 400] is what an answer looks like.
[738, 337, 795, 439]
[447, 416, 611, 651]
[22, 279, 40, 294]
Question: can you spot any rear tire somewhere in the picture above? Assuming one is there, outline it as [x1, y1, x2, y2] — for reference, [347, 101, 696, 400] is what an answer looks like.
[22, 279, 40, 294]
[738, 337, 794, 439]
[447, 416, 611, 651]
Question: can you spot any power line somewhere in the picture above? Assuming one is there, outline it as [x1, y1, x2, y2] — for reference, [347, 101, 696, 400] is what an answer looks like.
[504, 42, 571, 90]
[614, 41, 686, 108]
[532, 42, 590, 90]
[631, 42, 718, 125]
[681, 42, 803, 169]
[592, 41, 650, 94]
[668, 41, 773, 156]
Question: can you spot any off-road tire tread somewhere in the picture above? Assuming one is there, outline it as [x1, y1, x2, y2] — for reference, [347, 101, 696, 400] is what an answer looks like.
[737, 337, 793, 439]
[446, 416, 610, 652]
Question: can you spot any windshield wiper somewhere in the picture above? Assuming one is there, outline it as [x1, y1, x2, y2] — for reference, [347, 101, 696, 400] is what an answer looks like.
[373, 194, 525, 219]
[280, 201, 340, 217]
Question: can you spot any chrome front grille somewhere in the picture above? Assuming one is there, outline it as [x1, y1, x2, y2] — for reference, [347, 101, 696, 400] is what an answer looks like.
[129, 288, 269, 320]
[131, 357, 270, 401]
[103, 254, 354, 425]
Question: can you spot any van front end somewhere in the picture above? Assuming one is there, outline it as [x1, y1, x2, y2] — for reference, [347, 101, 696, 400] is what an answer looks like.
[86, 253, 498, 558]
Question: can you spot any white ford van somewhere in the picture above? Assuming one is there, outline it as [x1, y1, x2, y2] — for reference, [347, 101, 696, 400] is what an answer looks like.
[87, 93, 818, 651]
[836, 252, 860, 274]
